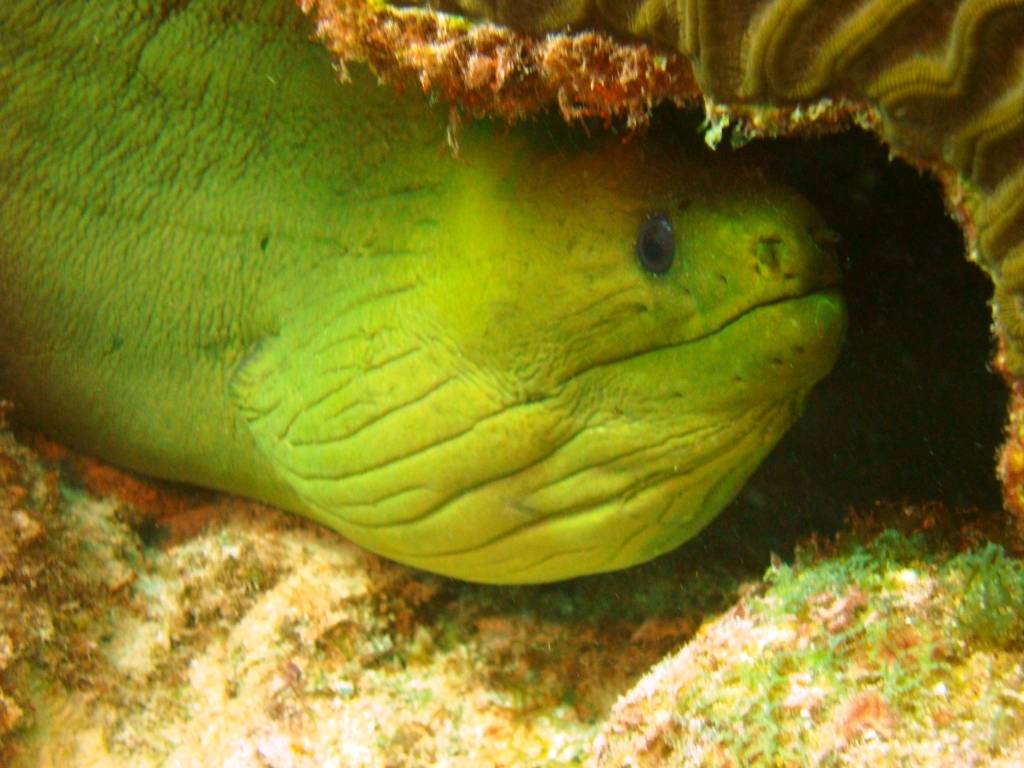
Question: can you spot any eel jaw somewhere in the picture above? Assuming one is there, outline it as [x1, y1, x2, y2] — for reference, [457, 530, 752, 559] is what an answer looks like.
[377, 288, 847, 584]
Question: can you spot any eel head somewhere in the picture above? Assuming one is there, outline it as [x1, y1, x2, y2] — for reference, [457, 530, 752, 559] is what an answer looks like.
[235, 118, 847, 583]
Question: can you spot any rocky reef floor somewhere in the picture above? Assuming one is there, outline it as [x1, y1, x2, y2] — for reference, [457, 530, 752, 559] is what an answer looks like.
[0, 421, 1021, 768]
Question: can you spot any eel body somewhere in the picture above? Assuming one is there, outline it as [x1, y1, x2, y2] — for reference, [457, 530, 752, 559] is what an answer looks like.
[0, 0, 846, 583]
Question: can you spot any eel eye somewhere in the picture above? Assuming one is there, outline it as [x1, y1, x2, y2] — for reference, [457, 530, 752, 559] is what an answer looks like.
[636, 215, 675, 275]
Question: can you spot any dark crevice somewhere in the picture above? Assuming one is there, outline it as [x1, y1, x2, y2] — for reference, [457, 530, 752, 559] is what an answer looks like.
[672, 122, 1006, 570]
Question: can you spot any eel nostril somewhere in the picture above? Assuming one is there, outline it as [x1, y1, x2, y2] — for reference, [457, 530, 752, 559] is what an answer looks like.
[756, 235, 784, 274]
[810, 226, 842, 247]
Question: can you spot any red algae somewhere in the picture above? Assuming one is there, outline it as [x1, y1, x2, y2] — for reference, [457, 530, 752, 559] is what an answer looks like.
[299, 0, 700, 128]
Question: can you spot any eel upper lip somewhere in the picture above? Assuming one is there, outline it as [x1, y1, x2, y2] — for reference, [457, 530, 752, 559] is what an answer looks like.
[720, 284, 842, 334]
[577, 284, 844, 380]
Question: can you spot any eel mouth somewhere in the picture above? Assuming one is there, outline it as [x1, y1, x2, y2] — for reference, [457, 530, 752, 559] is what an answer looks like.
[709, 286, 849, 388]
[713, 282, 846, 343]
[586, 280, 848, 384]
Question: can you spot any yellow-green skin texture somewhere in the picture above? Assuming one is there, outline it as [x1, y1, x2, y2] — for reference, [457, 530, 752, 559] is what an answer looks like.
[0, 0, 846, 583]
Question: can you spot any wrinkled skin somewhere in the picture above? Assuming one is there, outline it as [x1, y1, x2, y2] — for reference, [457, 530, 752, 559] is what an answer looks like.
[0, 0, 846, 582]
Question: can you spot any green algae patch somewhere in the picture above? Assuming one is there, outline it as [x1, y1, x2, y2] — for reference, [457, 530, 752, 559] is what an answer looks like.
[943, 542, 1024, 652]
[595, 528, 1024, 767]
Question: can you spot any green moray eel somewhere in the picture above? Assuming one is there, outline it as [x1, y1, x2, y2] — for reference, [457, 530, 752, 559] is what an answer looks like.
[0, 0, 846, 583]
